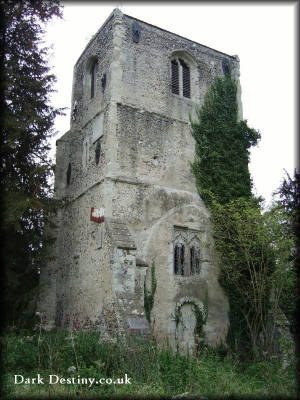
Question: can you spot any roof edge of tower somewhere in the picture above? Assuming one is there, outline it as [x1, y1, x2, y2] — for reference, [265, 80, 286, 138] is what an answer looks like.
[73, 8, 239, 69]
[74, 8, 123, 68]
[122, 13, 238, 61]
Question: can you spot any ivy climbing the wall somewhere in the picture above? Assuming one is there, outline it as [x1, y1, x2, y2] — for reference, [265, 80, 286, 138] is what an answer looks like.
[193, 291, 208, 353]
[173, 293, 208, 354]
[144, 261, 157, 323]
[191, 73, 277, 359]
[193, 305, 207, 353]
[191, 74, 260, 206]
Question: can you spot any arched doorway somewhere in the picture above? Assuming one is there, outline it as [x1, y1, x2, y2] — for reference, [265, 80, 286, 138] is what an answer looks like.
[176, 303, 197, 353]
[175, 298, 206, 354]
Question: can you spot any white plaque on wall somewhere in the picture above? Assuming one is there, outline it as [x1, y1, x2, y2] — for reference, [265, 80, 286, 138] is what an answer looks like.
[92, 112, 104, 143]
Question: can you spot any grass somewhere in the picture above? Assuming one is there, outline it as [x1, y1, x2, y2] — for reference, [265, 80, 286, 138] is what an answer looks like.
[1, 329, 298, 399]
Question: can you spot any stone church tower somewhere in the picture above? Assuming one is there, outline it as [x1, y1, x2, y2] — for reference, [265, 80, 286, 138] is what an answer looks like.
[39, 9, 242, 351]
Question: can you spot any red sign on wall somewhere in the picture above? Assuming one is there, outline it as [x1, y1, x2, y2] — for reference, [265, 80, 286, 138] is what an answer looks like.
[90, 207, 104, 223]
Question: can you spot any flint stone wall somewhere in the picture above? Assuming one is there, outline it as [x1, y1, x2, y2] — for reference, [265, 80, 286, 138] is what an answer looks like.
[39, 9, 238, 348]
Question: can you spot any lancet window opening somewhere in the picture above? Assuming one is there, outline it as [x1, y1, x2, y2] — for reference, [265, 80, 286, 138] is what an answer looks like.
[171, 57, 191, 98]
[90, 60, 97, 98]
[174, 228, 201, 277]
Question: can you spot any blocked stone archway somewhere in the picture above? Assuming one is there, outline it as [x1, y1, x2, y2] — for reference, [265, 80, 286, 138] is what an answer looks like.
[176, 303, 196, 352]
[175, 297, 206, 353]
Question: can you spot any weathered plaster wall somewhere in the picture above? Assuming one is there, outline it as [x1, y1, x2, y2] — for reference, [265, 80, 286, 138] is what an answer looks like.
[142, 203, 229, 347]
[115, 104, 196, 190]
[53, 187, 115, 329]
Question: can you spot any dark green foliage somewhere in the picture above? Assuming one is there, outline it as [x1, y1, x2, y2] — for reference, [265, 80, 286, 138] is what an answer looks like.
[191, 75, 260, 205]
[193, 303, 207, 354]
[275, 169, 299, 340]
[276, 169, 299, 237]
[193, 290, 208, 353]
[144, 261, 157, 323]
[174, 298, 208, 354]
[279, 267, 298, 337]
[190, 74, 277, 358]
[0, 1, 63, 326]
[211, 198, 276, 357]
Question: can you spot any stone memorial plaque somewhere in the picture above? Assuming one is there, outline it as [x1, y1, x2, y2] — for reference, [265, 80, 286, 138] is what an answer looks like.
[127, 317, 149, 330]
[92, 113, 103, 143]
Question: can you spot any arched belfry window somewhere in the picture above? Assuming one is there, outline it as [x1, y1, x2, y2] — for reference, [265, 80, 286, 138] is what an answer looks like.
[171, 57, 191, 98]
[84, 56, 98, 100]
[181, 59, 191, 98]
[90, 60, 97, 98]
[171, 59, 179, 95]
[170, 51, 198, 100]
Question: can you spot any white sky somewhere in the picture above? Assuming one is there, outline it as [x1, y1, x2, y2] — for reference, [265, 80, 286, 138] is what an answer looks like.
[45, 2, 297, 207]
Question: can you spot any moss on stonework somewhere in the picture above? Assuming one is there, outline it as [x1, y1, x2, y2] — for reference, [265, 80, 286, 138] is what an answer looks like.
[193, 302, 208, 353]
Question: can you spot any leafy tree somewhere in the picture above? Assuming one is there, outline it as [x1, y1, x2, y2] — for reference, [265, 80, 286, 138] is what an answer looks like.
[211, 195, 296, 359]
[0, 0, 63, 327]
[264, 201, 297, 338]
[190, 74, 277, 358]
[274, 170, 299, 341]
[191, 74, 260, 205]
[276, 169, 299, 235]
[211, 198, 276, 357]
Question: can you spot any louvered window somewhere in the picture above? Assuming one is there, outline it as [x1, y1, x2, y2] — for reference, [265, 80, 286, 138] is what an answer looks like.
[171, 59, 179, 95]
[180, 60, 191, 98]
[171, 58, 191, 99]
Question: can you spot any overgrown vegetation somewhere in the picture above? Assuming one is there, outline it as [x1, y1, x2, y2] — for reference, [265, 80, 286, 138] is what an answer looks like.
[191, 72, 297, 361]
[1, 330, 297, 398]
[274, 169, 299, 342]
[191, 74, 260, 206]
[193, 301, 208, 353]
[211, 198, 276, 357]
[173, 297, 208, 354]
[0, 0, 63, 327]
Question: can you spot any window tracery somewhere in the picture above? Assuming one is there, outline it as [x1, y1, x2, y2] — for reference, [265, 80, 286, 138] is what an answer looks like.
[174, 227, 201, 276]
